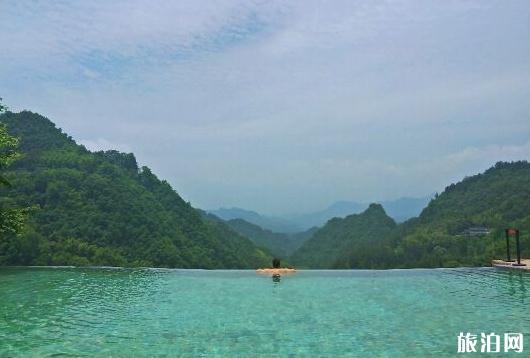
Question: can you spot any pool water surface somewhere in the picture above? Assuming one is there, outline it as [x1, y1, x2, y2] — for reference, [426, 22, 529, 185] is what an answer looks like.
[1, 267, 529, 356]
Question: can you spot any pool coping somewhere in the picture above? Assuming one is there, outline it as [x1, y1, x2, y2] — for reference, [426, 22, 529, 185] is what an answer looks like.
[492, 259, 530, 270]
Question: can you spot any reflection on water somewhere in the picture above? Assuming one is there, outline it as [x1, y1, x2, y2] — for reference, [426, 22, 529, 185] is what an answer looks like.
[506, 270, 527, 303]
[1, 267, 530, 356]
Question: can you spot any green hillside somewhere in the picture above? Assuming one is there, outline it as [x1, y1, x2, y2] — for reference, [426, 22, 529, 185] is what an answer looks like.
[392, 161, 530, 268]
[224, 218, 315, 258]
[290, 204, 397, 268]
[0, 111, 271, 268]
[291, 162, 530, 269]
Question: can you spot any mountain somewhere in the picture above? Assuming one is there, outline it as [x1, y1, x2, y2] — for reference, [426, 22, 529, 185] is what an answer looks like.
[287, 196, 431, 229]
[291, 161, 530, 268]
[0, 111, 271, 268]
[290, 204, 397, 268]
[391, 161, 530, 267]
[208, 207, 302, 233]
[224, 218, 315, 258]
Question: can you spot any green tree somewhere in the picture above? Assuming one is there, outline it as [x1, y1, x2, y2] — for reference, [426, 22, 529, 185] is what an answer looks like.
[0, 98, 18, 185]
[0, 124, 20, 187]
[0, 100, 29, 263]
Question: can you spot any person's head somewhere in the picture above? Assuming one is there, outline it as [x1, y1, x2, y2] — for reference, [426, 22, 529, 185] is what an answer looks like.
[272, 258, 280, 268]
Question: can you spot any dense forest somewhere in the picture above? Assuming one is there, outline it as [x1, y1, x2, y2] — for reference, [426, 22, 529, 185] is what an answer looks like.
[0, 110, 271, 268]
[0, 104, 28, 242]
[290, 203, 397, 268]
[291, 161, 530, 268]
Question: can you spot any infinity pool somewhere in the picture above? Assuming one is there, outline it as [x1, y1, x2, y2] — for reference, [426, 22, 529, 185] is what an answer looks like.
[1, 267, 529, 356]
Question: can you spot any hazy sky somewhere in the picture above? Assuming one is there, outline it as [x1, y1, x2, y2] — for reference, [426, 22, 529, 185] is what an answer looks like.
[2, 1, 530, 214]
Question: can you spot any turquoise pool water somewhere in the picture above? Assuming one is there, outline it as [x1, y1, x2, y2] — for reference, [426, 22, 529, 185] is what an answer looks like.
[1, 267, 529, 356]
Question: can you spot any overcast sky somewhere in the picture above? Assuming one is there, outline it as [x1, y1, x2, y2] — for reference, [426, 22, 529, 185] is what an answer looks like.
[2, 1, 530, 214]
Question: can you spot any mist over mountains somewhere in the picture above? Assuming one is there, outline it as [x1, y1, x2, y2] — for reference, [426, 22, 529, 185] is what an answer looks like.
[206, 207, 302, 233]
[209, 196, 431, 233]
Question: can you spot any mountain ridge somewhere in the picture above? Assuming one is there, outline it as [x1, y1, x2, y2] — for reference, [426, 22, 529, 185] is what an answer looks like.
[290, 203, 397, 268]
[0, 111, 271, 268]
[287, 196, 432, 229]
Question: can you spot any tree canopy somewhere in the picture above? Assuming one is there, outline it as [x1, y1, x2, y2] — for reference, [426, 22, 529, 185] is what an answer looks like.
[0, 101, 29, 256]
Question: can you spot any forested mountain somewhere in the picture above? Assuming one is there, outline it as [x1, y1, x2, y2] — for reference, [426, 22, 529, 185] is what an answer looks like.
[291, 161, 530, 268]
[290, 204, 397, 268]
[391, 161, 530, 268]
[0, 111, 271, 268]
[224, 218, 315, 258]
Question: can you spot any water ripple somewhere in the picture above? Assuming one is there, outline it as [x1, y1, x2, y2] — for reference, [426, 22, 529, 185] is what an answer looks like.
[1, 267, 530, 356]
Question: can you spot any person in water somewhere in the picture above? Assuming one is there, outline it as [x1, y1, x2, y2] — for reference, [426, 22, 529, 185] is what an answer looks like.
[256, 258, 296, 275]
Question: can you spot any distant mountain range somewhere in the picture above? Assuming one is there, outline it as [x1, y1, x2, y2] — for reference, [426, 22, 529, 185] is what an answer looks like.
[207, 207, 303, 233]
[209, 196, 431, 233]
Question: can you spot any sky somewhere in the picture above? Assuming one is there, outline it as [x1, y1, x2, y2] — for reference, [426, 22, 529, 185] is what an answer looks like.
[1, 0, 530, 215]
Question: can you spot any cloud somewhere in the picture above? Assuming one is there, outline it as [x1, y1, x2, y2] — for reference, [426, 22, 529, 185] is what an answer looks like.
[1, 1, 285, 83]
[2, 0, 530, 214]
